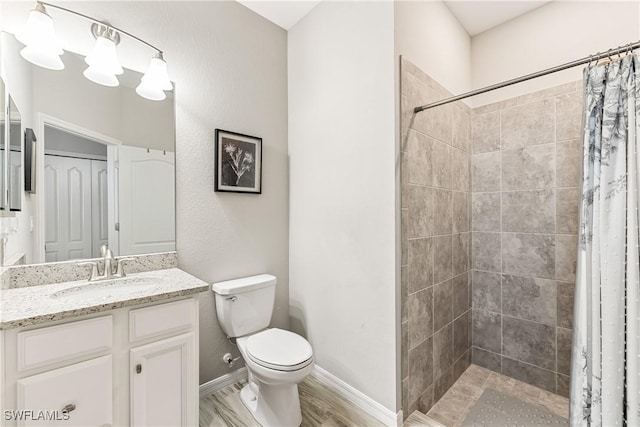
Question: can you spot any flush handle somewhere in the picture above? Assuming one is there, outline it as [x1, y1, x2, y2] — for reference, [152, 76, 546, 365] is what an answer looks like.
[136, 364, 142, 374]
[225, 296, 237, 302]
[62, 403, 76, 413]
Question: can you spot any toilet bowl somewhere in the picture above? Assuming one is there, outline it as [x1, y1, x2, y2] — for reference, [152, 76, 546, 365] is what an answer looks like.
[212, 274, 314, 427]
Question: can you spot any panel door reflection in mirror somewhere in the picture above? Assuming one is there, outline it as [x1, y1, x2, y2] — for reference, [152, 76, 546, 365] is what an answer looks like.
[1, 31, 176, 265]
[0, 78, 5, 211]
[8, 95, 22, 212]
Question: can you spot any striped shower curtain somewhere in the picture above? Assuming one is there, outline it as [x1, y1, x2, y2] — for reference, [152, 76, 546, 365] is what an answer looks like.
[570, 50, 640, 426]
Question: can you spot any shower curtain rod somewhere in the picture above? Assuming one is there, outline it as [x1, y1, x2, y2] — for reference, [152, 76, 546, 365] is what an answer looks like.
[413, 40, 640, 113]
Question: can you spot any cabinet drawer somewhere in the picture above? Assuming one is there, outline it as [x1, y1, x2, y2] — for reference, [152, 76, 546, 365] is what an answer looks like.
[17, 316, 112, 372]
[16, 355, 112, 427]
[130, 299, 196, 343]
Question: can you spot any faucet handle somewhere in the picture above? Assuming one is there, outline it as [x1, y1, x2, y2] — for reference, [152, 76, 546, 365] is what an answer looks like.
[78, 261, 100, 281]
[115, 258, 136, 278]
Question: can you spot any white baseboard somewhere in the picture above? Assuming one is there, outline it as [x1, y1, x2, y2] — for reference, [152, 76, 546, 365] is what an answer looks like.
[311, 365, 400, 427]
[199, 365, 401, 426]
[199, 367, 248, 397]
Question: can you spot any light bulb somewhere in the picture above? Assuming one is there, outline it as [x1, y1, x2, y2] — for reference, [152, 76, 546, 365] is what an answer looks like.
[85, 36, 123, 75]
[83, 66, 119, 87]
[15, 4, 64, 70]
[136, 79, 167, 101]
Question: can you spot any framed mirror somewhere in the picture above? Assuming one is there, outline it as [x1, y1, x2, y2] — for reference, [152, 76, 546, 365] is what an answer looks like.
[1, 31, 176, 265]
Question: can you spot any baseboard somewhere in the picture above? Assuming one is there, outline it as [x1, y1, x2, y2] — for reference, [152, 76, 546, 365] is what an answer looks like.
[199, 367, 248, 397]
[311, 365, 399, 426]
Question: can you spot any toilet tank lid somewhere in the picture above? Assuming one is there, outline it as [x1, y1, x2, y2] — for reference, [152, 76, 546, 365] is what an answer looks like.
[212, 274, 277, 295]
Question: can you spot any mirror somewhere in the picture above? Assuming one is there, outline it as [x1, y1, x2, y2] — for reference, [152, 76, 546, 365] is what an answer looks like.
[0, 78, 5, 209]
[8, 95, 21, 212]
[1, 31, 176, 265]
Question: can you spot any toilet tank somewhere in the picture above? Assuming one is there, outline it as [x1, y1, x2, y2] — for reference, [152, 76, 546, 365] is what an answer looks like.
[211, 274, 276, 338]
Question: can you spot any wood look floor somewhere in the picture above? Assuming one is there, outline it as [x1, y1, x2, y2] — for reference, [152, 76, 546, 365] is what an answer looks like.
[199, 375, 384, 427]
[199, 365, 569, 427]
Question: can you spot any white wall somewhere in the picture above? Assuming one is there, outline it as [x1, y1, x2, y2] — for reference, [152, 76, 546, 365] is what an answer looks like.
[471, 1, 640, 105]
[288, 1, 397, 412]
[2, 1, 288, 384]
[395, 0, 472, 96]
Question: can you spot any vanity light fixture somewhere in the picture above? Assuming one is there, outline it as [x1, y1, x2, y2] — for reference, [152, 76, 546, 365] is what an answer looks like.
[15, 2, 172, 100]
[15, 3, 64, 70]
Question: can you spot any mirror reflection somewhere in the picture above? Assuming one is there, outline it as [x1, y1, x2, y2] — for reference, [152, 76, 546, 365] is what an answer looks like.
[8, 95, 21, 212]
[1, 31, 176, 265]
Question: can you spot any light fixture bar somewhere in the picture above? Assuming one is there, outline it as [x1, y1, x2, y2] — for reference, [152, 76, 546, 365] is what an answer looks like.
[38, 1, 163, 54]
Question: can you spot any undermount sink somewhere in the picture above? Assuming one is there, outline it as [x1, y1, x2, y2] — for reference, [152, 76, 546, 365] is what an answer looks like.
[51, 276, 163, 299]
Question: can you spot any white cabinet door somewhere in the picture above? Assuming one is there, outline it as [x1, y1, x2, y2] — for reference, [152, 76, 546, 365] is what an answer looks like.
[16, 355, 112, 427]
[130, 332, 196, 427]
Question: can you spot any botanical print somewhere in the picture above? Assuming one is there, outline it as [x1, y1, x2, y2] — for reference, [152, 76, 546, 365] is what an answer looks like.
[222, 139, 255, 186]
[570, 50, 640, 427]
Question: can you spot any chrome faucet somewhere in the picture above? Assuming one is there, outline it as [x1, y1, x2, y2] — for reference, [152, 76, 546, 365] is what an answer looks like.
[79, 245, 135, 282]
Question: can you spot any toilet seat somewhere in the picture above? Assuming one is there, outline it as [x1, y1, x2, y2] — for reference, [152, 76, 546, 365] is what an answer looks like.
[246, 328, 313, 372]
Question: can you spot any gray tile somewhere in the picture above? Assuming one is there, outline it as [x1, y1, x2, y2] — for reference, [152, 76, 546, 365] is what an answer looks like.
[472, 309, 501, 353]
[433, 323, 453, 379]
[472, 270, 501, 312]
[516, 81, 579, 104]
[434, 280, 453, 331]
[472, 232, 501, 272]
[408, 185, 434, 238]
[409, 337, 434, 404]
[416, 385, 435, 415]
[557, 281, 575, 329]
[557, 374, 570, 398]
[502, 233, 555, 279]
[451, 148, 469, 192]
[453, 349, 471, 382]
[433, 190, 453, 235]
[501, 99, 555, 149]
[402, 209, 408, 265]
[502, 274, 556, 324]
[452, 233, 470, 277]
[402, 266, 408, 323]
[433, 140, 452, 189]
[408, 287, 434, 348]
[502, 190, 555, 233]
[472, 111, 500, 153]
[472, 152, 501, 192]
[556, 188, 579, 234]
[407, 130, 435, 186]
[503, 316, 556, 370]
[501, 356, 556, 393]
[557, 327, 572, 376]
[473, 98, 517, 115]
[454, 312, 471, 360]
[556, 139, 582, 187]
[472, 192, 500, 232]
[434, 366, 454, 403]
[556, 234, 577, 282]
[402, 322, 408, 379]
[453, 273, 470, 318]
[556, 91, 583, 141]
[434, 235, 453, 284]
[416, 102, 453, 145]
[452, 106, 471, 153]
[409, 238, 433, 293]
[502, 144, 555, 190]
[453, 192, 470, 233]
[472, 347, 502, 373]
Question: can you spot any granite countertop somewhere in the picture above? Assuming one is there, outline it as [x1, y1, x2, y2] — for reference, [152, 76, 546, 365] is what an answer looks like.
[0, 268, 209, 329]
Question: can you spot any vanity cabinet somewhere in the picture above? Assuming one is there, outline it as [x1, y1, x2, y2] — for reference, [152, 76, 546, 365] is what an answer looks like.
[0, 297, 199, 427]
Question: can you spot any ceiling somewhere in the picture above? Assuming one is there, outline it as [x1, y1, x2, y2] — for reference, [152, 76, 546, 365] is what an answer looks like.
[237, 0, 552, 36]
[444, 0, 552, 36]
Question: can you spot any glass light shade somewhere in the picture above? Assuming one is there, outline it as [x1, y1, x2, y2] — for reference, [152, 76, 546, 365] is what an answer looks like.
[84, 37, 123, 75]
[20, 46, 64, 70]
[140, 56, 172, 91]
[83, 65, 119, 87]
[136, 79, 166, 101]
[16, 8, 64, 70]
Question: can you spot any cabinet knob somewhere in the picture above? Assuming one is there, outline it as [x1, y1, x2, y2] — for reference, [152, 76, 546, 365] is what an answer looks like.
[62, 403, 76, 413]
[136, 364, 142, 374]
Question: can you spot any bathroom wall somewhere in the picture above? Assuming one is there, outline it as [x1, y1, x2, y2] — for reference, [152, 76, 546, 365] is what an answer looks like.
[1, 1, 289, 384]
[470, 81, 582, 397]
[471, 1, 640, 106]
[288, 1, 397, 413]
[399, 57, 472, 417]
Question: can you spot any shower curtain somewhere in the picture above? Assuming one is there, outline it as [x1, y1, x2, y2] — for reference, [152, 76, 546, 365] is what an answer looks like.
[570, 50, 640, 426]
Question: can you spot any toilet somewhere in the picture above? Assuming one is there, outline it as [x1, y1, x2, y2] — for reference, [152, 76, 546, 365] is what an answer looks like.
[212, 274, 314, 427]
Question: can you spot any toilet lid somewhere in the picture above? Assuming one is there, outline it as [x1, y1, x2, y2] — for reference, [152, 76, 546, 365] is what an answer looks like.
[246, 328, 313, 369]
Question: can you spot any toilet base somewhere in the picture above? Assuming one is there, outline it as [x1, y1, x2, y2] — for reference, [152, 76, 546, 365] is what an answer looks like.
[240, 381, 302, 427]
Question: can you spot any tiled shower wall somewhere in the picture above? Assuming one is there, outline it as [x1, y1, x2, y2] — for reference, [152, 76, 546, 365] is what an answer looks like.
[400, 57, 472, 417]
[470, 81, 582, 397]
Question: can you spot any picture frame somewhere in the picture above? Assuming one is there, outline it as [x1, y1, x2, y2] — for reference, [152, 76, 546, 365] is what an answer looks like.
[215, 129, 262, 194]
[24, 128, 36, 194]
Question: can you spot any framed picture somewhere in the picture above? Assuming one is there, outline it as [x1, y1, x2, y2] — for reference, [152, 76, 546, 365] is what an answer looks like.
[24, 128, 36, 194]
[215, 129, 262, 194]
